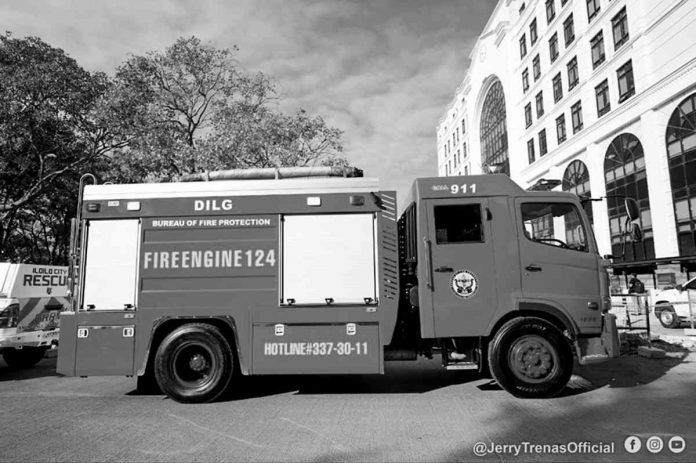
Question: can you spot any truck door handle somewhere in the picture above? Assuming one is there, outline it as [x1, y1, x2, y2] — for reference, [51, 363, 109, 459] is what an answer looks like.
[424, 238, 434, 290]
[434, 266, 453, 272]
[525, 265, 543, 272]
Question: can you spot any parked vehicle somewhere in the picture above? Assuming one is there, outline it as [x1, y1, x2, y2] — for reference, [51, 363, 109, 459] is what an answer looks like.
[58, 168, 634, 402]
[653, 277, 696, 328]
[0, 263, 68, 368]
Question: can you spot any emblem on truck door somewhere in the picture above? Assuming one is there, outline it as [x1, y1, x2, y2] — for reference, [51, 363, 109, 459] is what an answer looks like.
[450, 270, 479, 298]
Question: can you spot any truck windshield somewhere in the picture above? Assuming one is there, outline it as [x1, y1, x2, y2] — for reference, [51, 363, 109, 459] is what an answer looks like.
[521, 202, 588, 252]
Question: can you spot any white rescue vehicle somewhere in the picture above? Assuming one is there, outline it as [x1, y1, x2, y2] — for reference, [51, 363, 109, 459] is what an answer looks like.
[0, 263, 68, 368]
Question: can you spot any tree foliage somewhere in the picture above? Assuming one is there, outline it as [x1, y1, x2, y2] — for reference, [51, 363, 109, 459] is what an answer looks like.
[0, 34, 347, 264]
[106, 37, 345, 182]
[0, 34, 122, 263]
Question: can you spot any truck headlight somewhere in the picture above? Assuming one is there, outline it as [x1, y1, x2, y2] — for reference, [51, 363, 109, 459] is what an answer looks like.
[602, 296, 612, 313]
[0, 304, 19, 328]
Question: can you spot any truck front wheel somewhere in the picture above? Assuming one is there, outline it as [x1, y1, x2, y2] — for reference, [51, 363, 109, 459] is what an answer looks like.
[488, 317, 572, 398]
[2, 346, 48, 369]
[154, 323, 234, 403]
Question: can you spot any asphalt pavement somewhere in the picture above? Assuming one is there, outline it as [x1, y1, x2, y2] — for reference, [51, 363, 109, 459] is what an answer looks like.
[0, 349, 694, 463]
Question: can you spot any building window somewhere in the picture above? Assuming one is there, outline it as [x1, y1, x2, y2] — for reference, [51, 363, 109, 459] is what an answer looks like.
[462, 118, 466, 134]
[552, 72, 563, 103]
[571, 101, 584, 133]
[563, 14, 575, 46]
[533, 54, 541, 81]
[463, 142, 468, 159]
[528, 139, 536, 164]
[549, 33, 559, 63]
[567, 56, 579, 90]
[556, 114, 567, 143]
[522, 68, 530, 93]
[617, 60, 635, 102]
[612, 7, 629, 50]
[536, 91, 545, 118]
[596, 79, 611, 117]
[480, 80, 509, 175]
[604, 133, 654, 262]
[666, 93, 696, 256]
[455, 149, 459, 167]
[591, 31, 605, 69]
[520, 34, 528, 59]
[587, 0, 600, 22]
[539, 129, 548, 156]
[546, 0, 556, 24]
[456, 127, 460, 143]
[525, 103, 533, 128]
[563, 160, 593, 224]
[530, 18, 538, 44]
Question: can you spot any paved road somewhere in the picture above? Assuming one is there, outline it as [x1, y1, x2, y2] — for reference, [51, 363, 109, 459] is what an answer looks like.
[0, 352, 694, 462]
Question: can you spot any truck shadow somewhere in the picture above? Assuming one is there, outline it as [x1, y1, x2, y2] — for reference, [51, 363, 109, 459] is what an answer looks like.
[0, 356, 59, 381]
[127, 351, 691, 401]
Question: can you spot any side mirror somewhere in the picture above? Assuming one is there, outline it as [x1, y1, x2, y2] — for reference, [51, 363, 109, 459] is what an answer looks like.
[676, 284, 684, 292]
[624, 198, 640, 222]
[630, 222, 643, 242]
[603, 254, 614, 260]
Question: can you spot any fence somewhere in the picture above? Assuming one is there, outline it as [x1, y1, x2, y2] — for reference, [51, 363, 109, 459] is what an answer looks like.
[609, 293, 651, 338]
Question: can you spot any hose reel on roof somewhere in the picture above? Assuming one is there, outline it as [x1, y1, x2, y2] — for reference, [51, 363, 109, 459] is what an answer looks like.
[178, 166, 363, 182]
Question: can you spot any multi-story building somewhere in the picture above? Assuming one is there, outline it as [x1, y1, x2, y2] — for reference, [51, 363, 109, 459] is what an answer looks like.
[437, 0, 696, 288]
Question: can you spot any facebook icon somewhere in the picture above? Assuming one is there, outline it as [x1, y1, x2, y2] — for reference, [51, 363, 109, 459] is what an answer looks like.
[624, 436, 642, 453]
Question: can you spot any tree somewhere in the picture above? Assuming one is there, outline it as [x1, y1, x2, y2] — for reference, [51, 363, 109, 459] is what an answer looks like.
[0, 34, 124, 263]
[106, 36, 345, 182]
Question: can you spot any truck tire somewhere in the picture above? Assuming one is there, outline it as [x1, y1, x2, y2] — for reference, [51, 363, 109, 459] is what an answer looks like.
[488, 317, 572, 398]
[154, 323, 234, 403]
[2, 346, 48, 369]
[658, 306, 680, 329]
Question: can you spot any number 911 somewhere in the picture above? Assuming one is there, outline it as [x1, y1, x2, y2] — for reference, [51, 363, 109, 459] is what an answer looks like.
[450, 184, 477, 194]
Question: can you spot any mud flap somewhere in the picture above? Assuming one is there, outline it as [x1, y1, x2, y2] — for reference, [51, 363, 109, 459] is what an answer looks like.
[576, 314, 620, 365]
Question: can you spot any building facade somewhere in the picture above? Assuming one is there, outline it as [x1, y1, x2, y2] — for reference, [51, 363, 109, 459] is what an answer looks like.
[437, 0, 696, 288]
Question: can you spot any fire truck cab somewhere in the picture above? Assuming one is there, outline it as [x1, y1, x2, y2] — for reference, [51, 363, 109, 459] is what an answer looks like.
[57, 172, 619, 402]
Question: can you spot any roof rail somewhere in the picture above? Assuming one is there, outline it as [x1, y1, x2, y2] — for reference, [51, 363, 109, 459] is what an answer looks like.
[178, 166, 363, 182]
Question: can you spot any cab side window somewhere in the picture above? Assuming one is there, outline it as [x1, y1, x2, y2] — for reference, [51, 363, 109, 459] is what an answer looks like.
[521, 202, 588, 252]
[434, 204, 483, 244]
[684, 278, 696, 291]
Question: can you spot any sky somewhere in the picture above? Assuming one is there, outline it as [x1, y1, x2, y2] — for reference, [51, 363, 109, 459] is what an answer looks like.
[2, 0, 497, 209]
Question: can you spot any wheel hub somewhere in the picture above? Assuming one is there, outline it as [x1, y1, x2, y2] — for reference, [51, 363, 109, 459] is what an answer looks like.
[189, 353, 208, 372]
[509, 335, 558, 383]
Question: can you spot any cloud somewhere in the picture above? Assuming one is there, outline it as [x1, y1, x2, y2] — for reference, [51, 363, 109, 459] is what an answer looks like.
[2, 0, 496, 210]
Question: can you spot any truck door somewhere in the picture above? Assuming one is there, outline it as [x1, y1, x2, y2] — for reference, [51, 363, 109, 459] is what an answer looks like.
[516, 199, 601, 332]
[423, 198, 498, 337]
[73, 219, 140, 375]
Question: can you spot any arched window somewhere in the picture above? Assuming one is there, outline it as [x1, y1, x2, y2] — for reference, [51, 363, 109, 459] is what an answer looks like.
[479, 80, 509, 175]
[666, 93, 696, 256]
[562, 160, 593, 223]
[604, 133, 654, 261]
[562, 160, 592, 246]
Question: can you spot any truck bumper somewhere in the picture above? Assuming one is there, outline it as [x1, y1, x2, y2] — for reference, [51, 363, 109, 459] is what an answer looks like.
[575, 314, 620, 365]
[0, 330, 59, 350]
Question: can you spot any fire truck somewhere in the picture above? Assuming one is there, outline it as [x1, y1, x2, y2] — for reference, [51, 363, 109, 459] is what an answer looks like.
[57, 167, 633, 402]
[0, 263, 68, 368]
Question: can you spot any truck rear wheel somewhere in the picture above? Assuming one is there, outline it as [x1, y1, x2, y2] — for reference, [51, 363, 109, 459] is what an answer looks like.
[488, 317, 572, 398]
[154, 323, 234, 403]
[2, 346, 48, 369]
